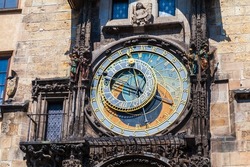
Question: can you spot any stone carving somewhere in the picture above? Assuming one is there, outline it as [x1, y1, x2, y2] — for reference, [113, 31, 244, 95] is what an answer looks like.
[62, 155, 82, 167]
[31, 79, 70, 99]
[1, 121, 10, 134]
[184, 48, 198, 75]
[20, 135, 211, 167]
[69, 51, 80, 83]
[6, 70, 18, 101]
[20, 143, 85, 167]
[132, 2, 153, 26]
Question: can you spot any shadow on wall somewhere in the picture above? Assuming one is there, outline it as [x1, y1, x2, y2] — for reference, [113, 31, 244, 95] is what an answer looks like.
[206, 0, 231, 42]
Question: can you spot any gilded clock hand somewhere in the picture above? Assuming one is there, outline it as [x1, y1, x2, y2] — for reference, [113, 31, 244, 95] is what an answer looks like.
[137, 87, 173, 105]
[142, 107, 149, 126]
[103, 72, 138, 92]
[136, 84, 149, 126]
[155, 95, 173, 105]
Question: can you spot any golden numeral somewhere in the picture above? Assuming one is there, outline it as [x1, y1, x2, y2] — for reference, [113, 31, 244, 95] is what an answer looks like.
[120, 129, 124, 134]
[140, 45, 146, 50]
[93, 75, 99, 80]
[129, 46, 134, 52]
[181, 100, 187, 104]
[178, 68, 184, 72]
[138, 52, 142, 58]
[152, 47, 157, 52]
[110, 124, 115, 129]
[118, 50, 123, 55]
[183, 78, 188, 81]
[162, 50, 167, 56]
[108, 57, 113, 62]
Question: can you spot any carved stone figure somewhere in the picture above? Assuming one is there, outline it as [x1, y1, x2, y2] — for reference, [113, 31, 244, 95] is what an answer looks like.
[6, 70, 18, 101]
[198, 44, 209, 71]
[69, 53, 80, 82]
[185, 48, 198, 75]
[132, 2, 153, 26]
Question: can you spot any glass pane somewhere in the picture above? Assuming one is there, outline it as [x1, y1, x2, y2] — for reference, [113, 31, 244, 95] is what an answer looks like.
[112, 0, 128, 19]
[0, 86, 4, 103]
[0, 0, 4, 8]
[159, 0, 175, 17]
[0, 59, 8, 72]
[46, 102, 63, 141]
[0, 73, 6, 85]
[5, 0, 18, 8]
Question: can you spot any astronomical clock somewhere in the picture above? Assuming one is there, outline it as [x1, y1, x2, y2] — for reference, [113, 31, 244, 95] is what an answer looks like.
[19, 0, 212, 166]
[90, 43, 190, 137]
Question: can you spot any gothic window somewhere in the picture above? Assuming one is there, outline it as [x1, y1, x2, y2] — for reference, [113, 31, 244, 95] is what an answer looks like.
[112, 0, 128, 19]
[158, 0, 175, 17]
[0, 0, 18, 9]
[0, 56, 10, 104]
[45, 101, 64, 142]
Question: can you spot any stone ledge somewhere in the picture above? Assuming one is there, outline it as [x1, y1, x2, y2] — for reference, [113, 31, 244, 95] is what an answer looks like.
[0, 100, 29, 118]
[102, 21, 183, 35]
[0, 8, 22, 14]
[233, 88, 250, 102]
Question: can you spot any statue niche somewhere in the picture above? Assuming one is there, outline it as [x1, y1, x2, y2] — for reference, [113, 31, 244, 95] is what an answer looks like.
[132, 2, 153, 26]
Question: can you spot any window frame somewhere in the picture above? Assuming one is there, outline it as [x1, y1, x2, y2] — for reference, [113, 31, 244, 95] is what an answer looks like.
[111, 0, 129, 20]
[0, 0, 19, 9]
[44, 100, 65, 142]
[0, 51, 12, 104]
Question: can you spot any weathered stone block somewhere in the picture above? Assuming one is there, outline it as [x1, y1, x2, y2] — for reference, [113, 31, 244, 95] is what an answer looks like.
[229, 152, 250, 165]
[211, 83, 229, 103]
[22, 13, 48, 23]
[235, 6, 245, 16]
[220, 0, 234, 7]
[229, 80, 241, 90]
[211, 126, 230, 136]
[241, 130, 250, 140]
[0, 162, 11, 167]
[240, 79, 250, 88]
[55, 12, 71, 21]
[211, 118, 229, 127]
[241, 23, 250, 34]
[25, 23, 40, 32]
[12, 160, 26, 167]
[7, 124, 19, 136]
[211, 103, 229, 118]
[40, 21, 71, 31]
[211, 153, 223, 167]
[0, 137, 12, 149]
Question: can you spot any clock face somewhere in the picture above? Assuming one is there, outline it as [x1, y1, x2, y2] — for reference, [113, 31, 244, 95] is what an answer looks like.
[90, 44, 190, 137]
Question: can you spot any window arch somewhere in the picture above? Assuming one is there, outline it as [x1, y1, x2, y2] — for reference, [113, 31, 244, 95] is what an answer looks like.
[158, 0, 175, 17]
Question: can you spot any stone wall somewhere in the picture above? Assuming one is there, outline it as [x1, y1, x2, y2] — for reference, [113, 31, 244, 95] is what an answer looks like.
[208, 0, 250, 166]
[0, 0, 74, 166]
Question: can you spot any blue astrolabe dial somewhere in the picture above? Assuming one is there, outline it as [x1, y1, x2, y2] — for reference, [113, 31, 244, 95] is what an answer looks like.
[101, 58, 157, 112]
[90, 44, 190, 137]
